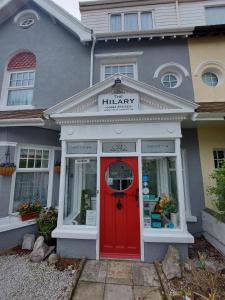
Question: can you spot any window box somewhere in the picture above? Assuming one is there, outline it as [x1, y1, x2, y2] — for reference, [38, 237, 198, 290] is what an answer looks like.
[20, 211, 40, 222]
[0, 165, 16, 176]
[54, 165, 61, 173]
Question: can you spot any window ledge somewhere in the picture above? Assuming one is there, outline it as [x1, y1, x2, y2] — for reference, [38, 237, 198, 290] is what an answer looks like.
[186, 215, 197, 223]
[52, 226, 97, 240]
[0, 216, 36, 233]
[143, 229, 194, 243]
[0, 105, 35, 111]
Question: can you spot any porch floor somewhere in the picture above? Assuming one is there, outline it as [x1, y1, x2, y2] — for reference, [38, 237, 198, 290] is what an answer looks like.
[72, 260, 163, 300]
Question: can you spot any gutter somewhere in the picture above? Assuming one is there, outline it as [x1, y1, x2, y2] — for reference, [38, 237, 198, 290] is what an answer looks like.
[0, 118, 45, 127]
[90, 34, 96, 87]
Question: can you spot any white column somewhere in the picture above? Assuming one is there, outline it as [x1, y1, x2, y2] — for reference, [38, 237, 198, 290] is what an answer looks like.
[175, 138, 187, 231]
[57, 140, 66, 227]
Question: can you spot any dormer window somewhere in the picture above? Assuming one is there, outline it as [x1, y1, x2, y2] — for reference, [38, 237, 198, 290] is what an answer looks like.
[206, 6, 225, 25]
[110, 12, 153, 32]
[1, 51, 36, 108]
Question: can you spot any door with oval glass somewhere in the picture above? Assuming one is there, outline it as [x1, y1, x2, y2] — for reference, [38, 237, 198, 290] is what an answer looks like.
[100, 157, 140, 259]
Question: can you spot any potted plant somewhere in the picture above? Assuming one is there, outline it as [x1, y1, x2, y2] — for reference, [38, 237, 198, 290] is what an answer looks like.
[54, 162, 61, 173]
[160, 194, 178, 227]
[36, 207, 58, 246]
[0, 162, 16, 176]
[18, 201, 43, 221]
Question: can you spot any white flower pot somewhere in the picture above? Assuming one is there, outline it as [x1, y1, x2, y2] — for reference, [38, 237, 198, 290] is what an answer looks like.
[170, 212, 178, 227]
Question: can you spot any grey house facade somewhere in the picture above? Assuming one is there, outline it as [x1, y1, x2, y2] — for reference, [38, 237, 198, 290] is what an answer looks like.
[0, 0, 205, 261]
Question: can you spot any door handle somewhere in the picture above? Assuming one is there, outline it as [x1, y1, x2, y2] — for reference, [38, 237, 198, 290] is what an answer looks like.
[116, 199, 123, 210]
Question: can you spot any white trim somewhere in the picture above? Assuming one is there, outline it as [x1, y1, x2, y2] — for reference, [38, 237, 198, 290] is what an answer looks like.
[0, 141, 17, 147]
[57, 141, 66, 227]
[0, 105, 35, 111]
[52, 227, 97, 239]
[143, 230, 194, 243]
[154, 62, 190, 78]
[95, 51, 143, 58]
[8, 146, 18, 214]
[100, 63, 138, 81]
[0, 216, 36, 233]
[0, 118, 45, 127]
[47, 149, 55, 207]
[161, 72, 182, 89]
[194, 61, 225, 76]
[96, 141, 101, 260]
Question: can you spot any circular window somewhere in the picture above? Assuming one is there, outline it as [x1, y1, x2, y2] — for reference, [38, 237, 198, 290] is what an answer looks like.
[20, 18, 35, 29]
[202, 72, 218, 87]
[105, 161, 133, 191]
[161, 73, 179, 88]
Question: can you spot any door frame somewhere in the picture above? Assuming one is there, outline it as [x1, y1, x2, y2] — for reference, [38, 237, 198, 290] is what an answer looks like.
[99, 156, 141, 259]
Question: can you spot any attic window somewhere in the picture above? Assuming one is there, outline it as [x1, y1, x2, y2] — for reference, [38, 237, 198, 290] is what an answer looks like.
[14, 10, 40, 29]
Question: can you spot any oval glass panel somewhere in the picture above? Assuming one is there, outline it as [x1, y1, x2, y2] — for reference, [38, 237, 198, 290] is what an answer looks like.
[105, 161, 133, 191]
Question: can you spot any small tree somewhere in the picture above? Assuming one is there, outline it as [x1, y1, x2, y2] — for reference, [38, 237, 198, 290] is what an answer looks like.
[208, 159, 225, 222]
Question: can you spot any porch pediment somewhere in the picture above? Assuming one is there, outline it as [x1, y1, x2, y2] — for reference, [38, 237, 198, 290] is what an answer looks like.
[45, 75, 197, 123]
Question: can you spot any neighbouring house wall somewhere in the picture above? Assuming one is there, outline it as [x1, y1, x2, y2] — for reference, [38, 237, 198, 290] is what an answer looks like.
[197, 125, 225, 209]
[94, 39, 194, 101]
[0, 2, 91, 109]
[188, 36, 225, 103]
[181, 128, 205, 235]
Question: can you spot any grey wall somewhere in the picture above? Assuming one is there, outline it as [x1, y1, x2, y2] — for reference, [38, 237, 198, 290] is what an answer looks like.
[0, 224, 37, 250]
[94, 39, 194, 101]
[0, 2, 91, 109]
[181, 128, 205, 235]
[144, 243, 188, 262]
[57, 239, 96, 259]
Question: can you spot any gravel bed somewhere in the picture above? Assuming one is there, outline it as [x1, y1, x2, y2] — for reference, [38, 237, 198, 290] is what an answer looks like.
[0, 254, 75, 300]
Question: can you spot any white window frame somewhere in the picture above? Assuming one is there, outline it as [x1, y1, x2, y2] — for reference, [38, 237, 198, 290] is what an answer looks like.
[109, 11, 154, 32]
[9, 145, 55, 214]
[213, 148, 225, 169]
[100, 63, 138, 81]
[205, 5, 225, 25]
[0, 68, 35, 110]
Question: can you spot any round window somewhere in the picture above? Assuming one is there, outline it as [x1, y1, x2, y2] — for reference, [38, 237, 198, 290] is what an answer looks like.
[202, 72, 218, 87]
[105, 161, 133, 191]
[161, 73, 179, 88]
[20, 18, 35, 29]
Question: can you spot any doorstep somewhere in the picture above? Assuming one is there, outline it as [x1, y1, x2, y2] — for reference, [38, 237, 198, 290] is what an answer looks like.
[143, 229, 194, 243]
[52, 226, 98, 240]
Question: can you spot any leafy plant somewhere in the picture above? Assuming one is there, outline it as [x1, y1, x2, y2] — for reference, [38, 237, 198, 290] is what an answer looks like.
[80, 189, 91, 225]
[163, 201, 178, 214]
[197, 251, 207, 270]
[18, 201, 43, 215]
[36, 207, 58, 237]
[207, 159, 225, 222]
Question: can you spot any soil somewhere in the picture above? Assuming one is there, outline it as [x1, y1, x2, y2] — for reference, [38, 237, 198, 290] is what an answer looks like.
[166, 236, 225, 300]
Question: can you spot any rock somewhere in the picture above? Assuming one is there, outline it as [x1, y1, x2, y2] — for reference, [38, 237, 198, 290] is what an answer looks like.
[22, 234, 35, 250]
[205, 260, 225, 273]
[184, 260, 192, 272]
[30, 236, 55, 263]
[48, 253, 58, 265]
[162, 245, 182, 280]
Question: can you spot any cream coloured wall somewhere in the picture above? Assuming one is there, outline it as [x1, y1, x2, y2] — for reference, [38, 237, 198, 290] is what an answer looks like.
[188, 36, 225, 103]
[198, 125, 225, 208]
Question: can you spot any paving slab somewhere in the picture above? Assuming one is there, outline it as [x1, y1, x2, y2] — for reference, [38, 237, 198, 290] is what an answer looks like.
[132, 262, 161, 287]
[73, 281, 104, 300]
[106, 261, 133, 285]
[80, 260, 108, 283]
[104, 284, 133, 300]
[133, 286, 163, 300]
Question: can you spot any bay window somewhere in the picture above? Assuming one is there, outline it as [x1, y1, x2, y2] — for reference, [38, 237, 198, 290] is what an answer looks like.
[13, 148, 50, 212]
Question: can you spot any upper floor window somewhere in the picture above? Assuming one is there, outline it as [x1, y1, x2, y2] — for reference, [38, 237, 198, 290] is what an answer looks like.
[206, 6, 225, 25]
[3, 51, 36, 107]
[213, 149, 225, 168]
[110, 12, 153, 32]
[103, 64, 136, 80]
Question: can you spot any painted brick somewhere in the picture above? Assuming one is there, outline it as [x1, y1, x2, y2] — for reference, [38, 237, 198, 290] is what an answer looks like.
[7, 52, 36, 70]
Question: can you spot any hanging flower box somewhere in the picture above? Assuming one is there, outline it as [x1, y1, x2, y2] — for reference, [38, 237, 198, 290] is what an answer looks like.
[0, 163, 16, 176]
[18, 202, 43, 222]
[54, 162, 61, 173]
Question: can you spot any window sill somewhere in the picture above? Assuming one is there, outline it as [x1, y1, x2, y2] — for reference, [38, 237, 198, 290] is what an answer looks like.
[52, 226, 97, 240]
[0, 215, 36, 233]
[143, 229, 194, 243]
[0, 105, 35, 111]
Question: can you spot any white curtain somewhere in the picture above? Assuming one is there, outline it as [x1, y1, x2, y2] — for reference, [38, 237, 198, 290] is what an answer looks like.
[141, 12, 153, 30]
[8, 89, 33, 106]
[124, 13, 138, 31]
[111, 15, 121, 32]
[206, 7, 225, 25]
[13, 172, 48, 211]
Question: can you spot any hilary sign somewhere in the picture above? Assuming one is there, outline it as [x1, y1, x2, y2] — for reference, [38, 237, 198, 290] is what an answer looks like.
[98, 93, 139, 112]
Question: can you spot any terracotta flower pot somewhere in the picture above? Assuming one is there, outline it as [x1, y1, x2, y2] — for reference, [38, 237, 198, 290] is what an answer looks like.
[20, 212, 40, 221]
[0, 166, 16, 176]
[54, 165, 61, 173]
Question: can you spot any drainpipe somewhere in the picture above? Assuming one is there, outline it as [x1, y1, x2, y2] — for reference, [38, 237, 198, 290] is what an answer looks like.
[90, 33, 96, 87]
[175, 0, 180, 27]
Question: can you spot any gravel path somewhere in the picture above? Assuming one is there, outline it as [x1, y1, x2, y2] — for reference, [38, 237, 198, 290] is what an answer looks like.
[0, 254, 75, 300]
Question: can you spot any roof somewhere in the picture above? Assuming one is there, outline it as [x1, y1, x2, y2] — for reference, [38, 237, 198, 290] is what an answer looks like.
[0, 109, 45, 120]
[0, 0, 92, 42]
[196, 102, 225, 113]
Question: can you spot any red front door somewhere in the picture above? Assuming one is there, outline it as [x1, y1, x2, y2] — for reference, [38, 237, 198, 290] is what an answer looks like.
[100, 157, 140, 259]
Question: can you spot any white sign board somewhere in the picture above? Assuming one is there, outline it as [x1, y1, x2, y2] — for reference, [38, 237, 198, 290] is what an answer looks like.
[98, 93, 139, 112]
[86, 210, 96, 226]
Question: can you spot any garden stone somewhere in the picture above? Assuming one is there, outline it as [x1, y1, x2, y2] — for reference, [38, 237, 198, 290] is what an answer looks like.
[48, 253, 58, 265]
[162, 245, 182, 280]
[22, 234, 35, 250]
[30, 236, 55, 262]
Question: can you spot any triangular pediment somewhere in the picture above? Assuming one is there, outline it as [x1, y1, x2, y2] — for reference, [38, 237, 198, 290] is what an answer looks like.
[46, 75, 197, 119]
